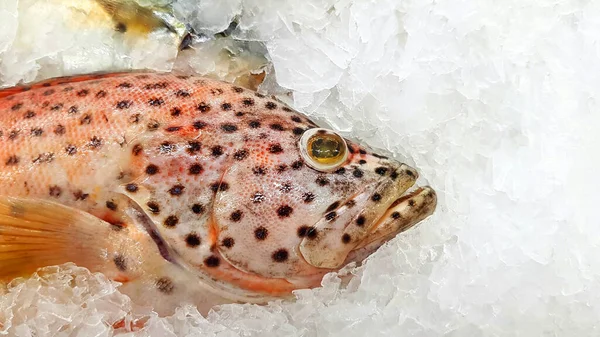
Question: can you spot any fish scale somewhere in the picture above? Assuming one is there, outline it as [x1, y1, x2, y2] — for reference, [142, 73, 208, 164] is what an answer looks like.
[0, 72, 437, 316]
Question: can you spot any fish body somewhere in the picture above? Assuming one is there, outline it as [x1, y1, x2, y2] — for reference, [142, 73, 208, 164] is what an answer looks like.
[0, 72, 436, 315]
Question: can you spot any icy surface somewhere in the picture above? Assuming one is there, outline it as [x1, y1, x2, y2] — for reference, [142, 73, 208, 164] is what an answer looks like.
[2, 0, 600, 336]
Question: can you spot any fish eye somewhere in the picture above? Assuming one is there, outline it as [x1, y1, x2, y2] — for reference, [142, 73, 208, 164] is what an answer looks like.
[299, 128, 348, 171]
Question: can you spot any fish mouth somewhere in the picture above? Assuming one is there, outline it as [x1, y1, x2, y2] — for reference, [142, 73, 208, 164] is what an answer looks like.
[298, 164, 437, 270]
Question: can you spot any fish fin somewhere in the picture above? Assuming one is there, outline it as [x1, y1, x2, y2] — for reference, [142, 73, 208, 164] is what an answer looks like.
[0, 72, 135, 99]
[0, 196, 114, 281]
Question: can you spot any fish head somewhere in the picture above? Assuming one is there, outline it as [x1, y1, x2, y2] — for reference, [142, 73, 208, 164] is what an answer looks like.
[211, 124, 437, 291]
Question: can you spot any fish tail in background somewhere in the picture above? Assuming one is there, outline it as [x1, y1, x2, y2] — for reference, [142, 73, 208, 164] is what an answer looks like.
[0, 197, 117, 281]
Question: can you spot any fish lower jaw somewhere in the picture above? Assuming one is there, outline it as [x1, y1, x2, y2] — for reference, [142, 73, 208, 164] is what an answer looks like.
[355, 186, 437, 251]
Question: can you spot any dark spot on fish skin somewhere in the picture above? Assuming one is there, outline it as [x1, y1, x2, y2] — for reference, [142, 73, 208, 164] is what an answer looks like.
[144, 82, 169, 90]
[164, 215, 179, 228]
[147, 119, 160, 131]
[356, 215, 366, 226]
[185, 203, 204, 216]
[31, 128, 43, 137]
[408, 200, 416, 207]
[149, 98, 164, 106]
[222, 237, 235, 248]
[254, 226, 268, 240]
[117, 82, 132, 88]
[283, 107, 293, 112]
[259, 133, 268, 139]
[188, 163, 203, 175]
[49, 185, 62, 197]
[210, 88, 224, 96]
[291, 160, 303, 170]
[348, 146, 355, 154]
[221, 102, 232, 111]
[156, 277, 174, 294]
[303, 192, 315, 203]
[129, 114, 141, 124]
[113, 255, 127, 271]
[345, 200, 356, 208]
[234, 149, 249, 160]
[291, 116, 302, 123]
[375, 167, 388, 175]
[277, 205, 293, 218]
[8, 130, 19, 140]
[197, 102, 211, 113]
[325, 212, 337, 221]
[391, 212, 401, 219]
[175, 90, 190, 98]
[359, 149, 367, 155]
[32, 152, 54, 164]
[171, 107, 182, 116]
[270, 123, 285, 131]
[147, 201, 160, 214]
[316, 176, 329, 186]
[204, 256, 220, 267]
[43, 89, 55, 96]
[5, 155, 19, 166]
[211, 146, 224, 157]
[65, 145, 77, 155]
[277, 164, 288, 173]
[372, 194, 382, 202]
[89, 136, 102, 149]
[189, 120, 207, 130]
[24, 111, 36, 118]
[335, 167, 346, 175]
[230, 210, 243, 222]
[253, 166, 266, 175]
[269, 144, 283, 154]
[342, 233, 351, 244]
[300, 226, 318, 239]
[211, 181, 229, 192]
[293, 127, 304, 135]
[235, 111, 244, 117]
[265, 102, 277, 110]
[116, 100, 132, 109]
[11, 103, 23, 111]
[358, 160, 367, 165]
[326, 201, 340, 213]
[73, 190, 89, 201]
[169, 185, 185, 196]
[272, 249, 289, 262]
[76, 89, 89, 97]
[50, 103, 63, 111]
[252, 192, 265, 203]
[42, 102, 49, 108]
[221, 124, 237, 133]
[131, 144, 143, 156]
[242, 98, 254, 106]
[121, 184, 137, 194]
[185, 233, 201, 247]
[146, 164, 159, 175]
[280, 183, 292, 193]
[187, 141, 201, 155]
[79, 114, 92, 125]
[390, 171, 399, 180]
[233, 87, 244, 93]
[96, 90, 107, 98]
[63, 86, 74, 92]
[68, 106, 78, 114]
[249, 120, 260, 128]
[159, 142, 176, 154]
[42, 83, 51, 87]
[353, 169, 364, 178]
[106, 200, 118, 211]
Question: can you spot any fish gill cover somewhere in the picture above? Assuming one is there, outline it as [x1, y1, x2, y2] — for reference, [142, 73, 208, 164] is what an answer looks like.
[0, 0, 599, 336]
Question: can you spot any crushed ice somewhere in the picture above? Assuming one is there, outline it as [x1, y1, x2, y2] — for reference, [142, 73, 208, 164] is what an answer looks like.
[2, 0, 600, 335]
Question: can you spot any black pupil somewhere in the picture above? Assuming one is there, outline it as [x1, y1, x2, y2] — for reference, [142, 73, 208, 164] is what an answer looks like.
[311, 137, 341, 159]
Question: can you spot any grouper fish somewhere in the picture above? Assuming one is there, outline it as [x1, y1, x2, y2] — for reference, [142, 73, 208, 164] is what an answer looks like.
[0, 72, 437, 315]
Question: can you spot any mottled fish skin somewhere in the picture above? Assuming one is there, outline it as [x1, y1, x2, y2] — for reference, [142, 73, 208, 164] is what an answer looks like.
[0, 72, 436, 314]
